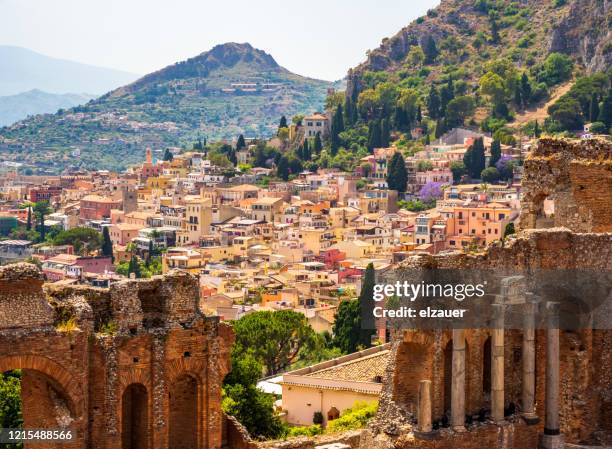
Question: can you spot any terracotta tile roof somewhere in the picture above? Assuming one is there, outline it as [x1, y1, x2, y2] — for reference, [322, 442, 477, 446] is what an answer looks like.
[304, 349, 390, 382]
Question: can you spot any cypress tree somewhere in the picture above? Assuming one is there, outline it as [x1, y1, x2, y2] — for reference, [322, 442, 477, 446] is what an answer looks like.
[359, 263, 376, 348]
[490, 17, 500, 43]
[277, 156, 290, 181]
[236, 134, 246, 150]
[520, 73, 532, 106]
[435, 118, 447, 138]
[102, 226, 113, 261]
[589, 94, 600, 123]
[514, 84, 523, 110]
[428, 87, 441, 119]
[26, 206, 32, 231]
[534, 120, 541, 138]
[489, 139, 502, 167]
[387, 152, 408, 193]
[147, 239, 154, 266]
[313, 132, 323, 154]
[128, 256, 141, 278]
[331, 105, 344, 156]
[466, 137, 486, 179]
[422, 35, 438, 64]
[367, 120, 381, 151]
[394, 106, 408, 130]
[302, 139, 310, 161]
[598, 89, 612, 128]
[163, 148, 174, 161]
[440, 84, 454, 117]
[380, 118, 390, 147]
[278, 115, 288, 130]
[416, 105, 422, 123]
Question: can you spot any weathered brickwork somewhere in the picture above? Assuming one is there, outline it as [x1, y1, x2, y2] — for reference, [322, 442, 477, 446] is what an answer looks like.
[0, 264, 233, 449]
[519, 138, 612, 232]
[361, 229, 612, 449]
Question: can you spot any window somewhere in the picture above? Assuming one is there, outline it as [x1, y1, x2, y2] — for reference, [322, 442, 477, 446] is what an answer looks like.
[471, 229, 476, 234]
[499, 213, 506, 219]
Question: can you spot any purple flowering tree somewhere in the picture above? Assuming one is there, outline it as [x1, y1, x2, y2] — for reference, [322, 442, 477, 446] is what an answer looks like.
[495, 155, 515, 180]
[418, 181, 444, 203]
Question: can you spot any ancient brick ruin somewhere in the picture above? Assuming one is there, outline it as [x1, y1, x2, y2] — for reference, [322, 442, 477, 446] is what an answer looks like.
[361, 138, 612, 449]
[0, 266, 233, 449]
[519, 138, 612, 232]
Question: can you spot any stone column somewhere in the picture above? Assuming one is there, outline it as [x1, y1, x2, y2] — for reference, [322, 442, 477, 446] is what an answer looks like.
[522, 294, 539, 424]
[540, 301, 563, 449]
[491, 303, 505, 423]
[417, 380, 432, 433]
[451, 329, 466, 432]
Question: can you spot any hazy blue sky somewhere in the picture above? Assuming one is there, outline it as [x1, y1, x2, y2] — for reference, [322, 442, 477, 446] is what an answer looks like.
[0, 0, 439, 81]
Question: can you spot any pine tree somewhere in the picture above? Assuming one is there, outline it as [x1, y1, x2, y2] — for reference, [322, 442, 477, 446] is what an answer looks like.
[386, 152, 407, 193]
[236, 134, 246, 150]
[520, 73, 532, 106]
[359, 263, 376, 348]
[427, 87, 441, 119]
[163, 148, 174, 161]
[598, 89, 612, 128]
[102, 226, 113, 262]
[380, 118, 390, 147]
[489, 139, 501, 167]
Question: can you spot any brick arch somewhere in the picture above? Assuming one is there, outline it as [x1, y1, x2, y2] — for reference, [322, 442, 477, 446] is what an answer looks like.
[165, 357, 206, 385]
[0, 354, 83, 417]
[118, 368, 151, 391]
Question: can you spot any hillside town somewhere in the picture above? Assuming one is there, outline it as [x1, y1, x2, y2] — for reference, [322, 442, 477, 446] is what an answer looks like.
[0, 119, 527, 302]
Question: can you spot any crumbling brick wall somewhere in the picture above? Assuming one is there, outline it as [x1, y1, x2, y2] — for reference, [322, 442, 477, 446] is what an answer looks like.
[367, 228, 611, 449]
[519, 138, 612, 232]
[0, 264, 233, 449]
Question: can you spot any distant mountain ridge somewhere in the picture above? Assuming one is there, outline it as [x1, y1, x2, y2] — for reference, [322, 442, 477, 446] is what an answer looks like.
[0, 46, 139, 96]
[0, 43, 333, 173]
[0, 89, 94, 127]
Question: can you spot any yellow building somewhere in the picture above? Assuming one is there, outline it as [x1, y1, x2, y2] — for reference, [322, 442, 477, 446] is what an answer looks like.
[280, 344, 389, 426]
[300, 228, 335, 256]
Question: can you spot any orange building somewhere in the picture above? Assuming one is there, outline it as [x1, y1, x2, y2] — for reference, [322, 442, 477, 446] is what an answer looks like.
[79, 195, 121, 221]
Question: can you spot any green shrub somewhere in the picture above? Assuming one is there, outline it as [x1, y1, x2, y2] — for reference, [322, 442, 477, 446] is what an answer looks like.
[287, 424, 323, 438]
[326, 401, 378, 433]
[589, 122, 608, 134]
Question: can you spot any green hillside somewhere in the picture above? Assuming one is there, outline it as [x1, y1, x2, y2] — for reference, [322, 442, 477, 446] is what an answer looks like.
[328, 0, 612, 156]
[0, 43, 332, 173]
